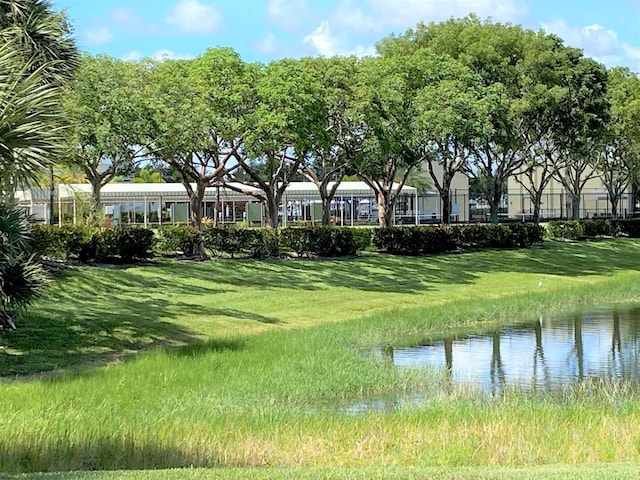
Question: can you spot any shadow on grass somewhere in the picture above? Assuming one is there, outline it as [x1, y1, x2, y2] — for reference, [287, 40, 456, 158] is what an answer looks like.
[0, 266, 267, 377]
[2, 239, 638, 378]
[0, 436, 211, 474]
[155, 239, 640, 294]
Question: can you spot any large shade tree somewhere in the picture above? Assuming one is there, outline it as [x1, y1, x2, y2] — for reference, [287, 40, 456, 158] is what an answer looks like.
[295, 56, 368, 225]
[147, 48, 253, 230]
[230, 58, 327, 228]
[552, 57, 609, 219]
[596, 67, 640, 217]
[351, 53, 432, 227]
[63, 54, 151, 219]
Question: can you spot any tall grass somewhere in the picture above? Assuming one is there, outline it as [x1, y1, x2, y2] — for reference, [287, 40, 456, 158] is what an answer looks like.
[2, 240, 640, 473]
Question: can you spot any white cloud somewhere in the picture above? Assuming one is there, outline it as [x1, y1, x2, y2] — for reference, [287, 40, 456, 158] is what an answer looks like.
[542, 20, 627, 67]
[165, 0, 220, 35]
[256, 32, 278, 55]
[122, 51, 142, 61]
[335, 0, 528, 33]
[84, 26, 113, 46]
[304, 21, 376, 57]
[304, 21, 337, 57]
[151, 49, 194, 61]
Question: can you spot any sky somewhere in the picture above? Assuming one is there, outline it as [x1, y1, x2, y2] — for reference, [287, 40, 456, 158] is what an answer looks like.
[51, 0, 640, 72]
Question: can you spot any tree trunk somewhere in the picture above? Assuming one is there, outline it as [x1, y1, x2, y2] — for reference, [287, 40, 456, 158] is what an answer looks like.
[321, 196, 331, 225]
[571, 194, 580, 220]
[264, 194, 280, 229]
[377, 191, 393, 228]
[532, 190, 543, 224]
[440, 191, 451, 225]
[48, 166, 55, 225]
[189, 183, 205, 230]
[488, 184, 503, 223]
[610, 194, 619, 218]
[90, 177, 102, 223]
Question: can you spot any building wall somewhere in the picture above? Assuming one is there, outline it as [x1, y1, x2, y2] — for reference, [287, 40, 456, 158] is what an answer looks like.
[508, 166, 633, 220]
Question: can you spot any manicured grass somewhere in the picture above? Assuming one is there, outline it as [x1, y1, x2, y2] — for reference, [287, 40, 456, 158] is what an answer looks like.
[2, 239, 640, 476]
[9, 463, 640, 479]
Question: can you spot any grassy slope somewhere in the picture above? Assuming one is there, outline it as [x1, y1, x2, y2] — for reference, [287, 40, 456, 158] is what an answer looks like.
[2, 240, 640, 477]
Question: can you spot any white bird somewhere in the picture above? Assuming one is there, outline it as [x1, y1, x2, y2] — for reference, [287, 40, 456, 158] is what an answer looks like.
[538, 279, 543, 288]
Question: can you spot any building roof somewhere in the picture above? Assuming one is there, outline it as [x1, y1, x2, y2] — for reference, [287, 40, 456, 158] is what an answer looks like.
[54, 181, 417, 202]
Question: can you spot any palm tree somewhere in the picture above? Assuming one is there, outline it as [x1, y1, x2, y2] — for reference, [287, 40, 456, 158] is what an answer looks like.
[0, 0, 78, 219]
[0, 41, 64, 191]
[0, 0, 76, 328]
[0, 201, 47, 329]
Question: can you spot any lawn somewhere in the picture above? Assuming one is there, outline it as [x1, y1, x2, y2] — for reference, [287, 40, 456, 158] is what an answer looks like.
[2, 239, 640, 478]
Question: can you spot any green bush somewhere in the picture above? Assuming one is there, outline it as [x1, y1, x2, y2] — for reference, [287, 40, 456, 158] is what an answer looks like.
[547, 220, 617, 240]
[283, 227, 357, 257]
[203, 227, 279, 258]
[372, 227, 456, 255]
[351, 228, 373, 252]
[373, 223, 543, 256]
[618, 220, 640, 238]
[155, 225, 202, 256]
[30, 225, 156, 262]
[29, 224, 68, 259]
[103, 228, 156, 261]
[546, 221, 585, 240]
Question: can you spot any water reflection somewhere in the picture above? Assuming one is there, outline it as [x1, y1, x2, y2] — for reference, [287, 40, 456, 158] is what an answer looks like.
[378, 306, 640, 394]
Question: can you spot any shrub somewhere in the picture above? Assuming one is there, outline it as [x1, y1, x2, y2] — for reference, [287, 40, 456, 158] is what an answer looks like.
[29, 224, 68, 259]
[0, 203, 47, 329]
[351, 228, 373, 252]
[372, 226, 456, 255]
[155, 226, 202, 256]
[203, 227, 279, 258]
[103, 228, 156, 261]
[547, 220, 618, 240]
[546, 221, 584, 240]
[373, 223, 543, 256]
[277, 227, 360, 257]
[618, 220, 640, 238]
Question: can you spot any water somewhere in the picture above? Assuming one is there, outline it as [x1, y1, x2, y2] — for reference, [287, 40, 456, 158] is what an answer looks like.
[376, 306, 640, 395]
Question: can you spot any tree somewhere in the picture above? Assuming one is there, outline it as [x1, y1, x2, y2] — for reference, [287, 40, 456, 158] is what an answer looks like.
[377, 17, 531, 223]
[552, 58, 610, 219]
[296, 56, 365, 225]
[596, 67, 640, 217]
[147, 48, 252, 230]
[0, 0, 78, 222]
[63, 54, 151, 219]
[511, 38, 593, 223]
[230, 58, 326, 228]
[0, 0, 77, 195]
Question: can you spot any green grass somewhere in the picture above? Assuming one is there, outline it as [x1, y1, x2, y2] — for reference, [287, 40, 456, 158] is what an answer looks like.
[2, 239, 640, 477]
[9, 463, 640, 479]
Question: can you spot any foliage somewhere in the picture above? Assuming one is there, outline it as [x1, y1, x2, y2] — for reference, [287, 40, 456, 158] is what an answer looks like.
[202, 226, 279, 258]
[373, 223, 543, 255]
[0, 202, 47, 328]
[30, 224, 155, 262]
[546, 220, 620, 240]
[155, 225, 202, 256]
[280, 227, 358, 257]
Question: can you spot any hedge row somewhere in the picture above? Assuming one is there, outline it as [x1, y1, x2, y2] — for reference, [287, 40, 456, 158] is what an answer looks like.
[372, 223, 545, 255]
[156, 226, 370, 258]
[30, 223, 547, 263]
[30, 225, 155, 262]
[546, 219, 640, 240]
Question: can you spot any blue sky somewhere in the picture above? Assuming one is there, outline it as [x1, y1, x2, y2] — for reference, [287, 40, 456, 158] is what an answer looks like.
[51, 0, 640, 71]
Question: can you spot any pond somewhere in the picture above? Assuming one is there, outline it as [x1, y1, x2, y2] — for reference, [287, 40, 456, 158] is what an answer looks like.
[376, 305, 640, 395]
